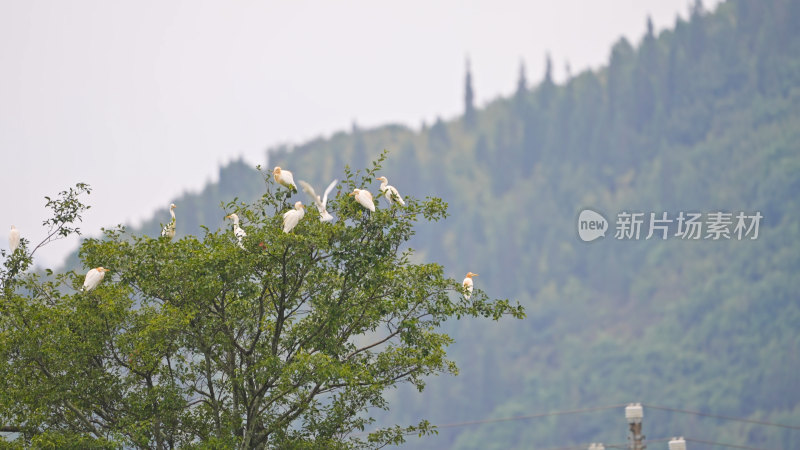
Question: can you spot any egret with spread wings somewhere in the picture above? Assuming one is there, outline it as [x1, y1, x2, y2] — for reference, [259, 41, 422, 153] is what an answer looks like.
[299, 179, 338, 222]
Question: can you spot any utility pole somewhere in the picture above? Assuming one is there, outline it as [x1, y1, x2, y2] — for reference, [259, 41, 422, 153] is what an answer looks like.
[625, 403, 645, 450]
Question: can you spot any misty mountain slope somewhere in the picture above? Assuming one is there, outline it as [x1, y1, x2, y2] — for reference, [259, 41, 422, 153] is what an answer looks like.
[60, 0, 800, 447]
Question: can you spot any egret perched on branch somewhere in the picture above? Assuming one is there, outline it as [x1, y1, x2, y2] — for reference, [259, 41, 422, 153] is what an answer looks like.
[349, 189, 375, 212]
[282, 201, 305, 233]
[161, 203, 177, 239]
[83, 267, 109, 292]
[462, 272, 478, 299]
[8, 225, 20, 252]
[376, 176, 405, 206]
[273, 166, 296, 191]
[299, 179, 338, 222]
[225, 214, 247, 249]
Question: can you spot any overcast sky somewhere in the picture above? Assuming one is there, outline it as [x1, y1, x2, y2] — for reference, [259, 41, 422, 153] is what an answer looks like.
[0, 0, 722, 267]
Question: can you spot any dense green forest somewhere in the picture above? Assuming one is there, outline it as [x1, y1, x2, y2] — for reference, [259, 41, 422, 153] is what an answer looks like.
[58, 0, 800, 447]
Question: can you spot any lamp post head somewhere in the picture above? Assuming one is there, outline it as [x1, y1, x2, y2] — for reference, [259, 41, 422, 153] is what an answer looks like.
[668, 437, 686, 450]
[625, 403, 643, 424]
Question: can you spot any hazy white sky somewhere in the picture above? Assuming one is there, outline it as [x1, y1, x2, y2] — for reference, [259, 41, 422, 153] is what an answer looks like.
[0, 0, 721, 267]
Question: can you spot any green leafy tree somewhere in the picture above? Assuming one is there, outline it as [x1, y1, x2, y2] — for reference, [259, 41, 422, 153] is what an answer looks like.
[0, 163, 523, 449]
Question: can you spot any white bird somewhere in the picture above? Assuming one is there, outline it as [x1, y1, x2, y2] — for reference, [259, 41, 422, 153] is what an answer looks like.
[299, 179, 338, 222]
[376, 176, 405, 206]
[225, 214, 247, 249]
[273, 166, 296, 190]
[349, 188, 375, 212]
[83, 267, 110, 292]
[462, 272, 478, 299]
[282, 201, 305, 233]
[161, 203, 177, 239]
[8, 225, 20, 253]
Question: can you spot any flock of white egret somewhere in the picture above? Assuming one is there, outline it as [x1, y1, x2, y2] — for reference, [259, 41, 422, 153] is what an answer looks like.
[6, 165, 477, 296]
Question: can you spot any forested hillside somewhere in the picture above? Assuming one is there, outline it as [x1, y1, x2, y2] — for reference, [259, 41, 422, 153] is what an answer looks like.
[60, 0, 800, 447]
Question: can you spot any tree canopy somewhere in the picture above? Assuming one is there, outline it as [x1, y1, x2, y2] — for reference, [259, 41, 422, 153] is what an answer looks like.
[0, 162, 523, 449]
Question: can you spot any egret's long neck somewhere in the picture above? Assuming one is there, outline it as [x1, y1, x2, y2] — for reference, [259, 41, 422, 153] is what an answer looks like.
[170, 209, 176, 221]
[380, 180, 388, 190]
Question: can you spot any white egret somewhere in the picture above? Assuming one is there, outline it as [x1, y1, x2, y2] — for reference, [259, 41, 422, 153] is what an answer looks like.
[282, 201, 305, 233]
[349, 188, 375, 212]
[462, 272, 478, 299]
[161, 203, 177, 239]
[376, 176, 405, 206]
[225, 214, 247, 249]
[83, 267, 110, 292]
[8, 225, 20, 253]
[299, 179, 338, 222]
[273, 166, 296, 190]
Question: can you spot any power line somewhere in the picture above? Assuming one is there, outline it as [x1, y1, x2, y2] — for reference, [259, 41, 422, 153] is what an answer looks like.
[643, 404, 800, 431]
[430, 403, 800, 433]
[389, 403, 799, 433]
[349, 404, 628, 437]
[351, 402, 800, 444]
[433, 404, 629, 430]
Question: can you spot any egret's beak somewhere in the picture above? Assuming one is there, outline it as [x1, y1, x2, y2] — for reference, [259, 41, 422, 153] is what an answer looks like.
[225, 215, 231, 219]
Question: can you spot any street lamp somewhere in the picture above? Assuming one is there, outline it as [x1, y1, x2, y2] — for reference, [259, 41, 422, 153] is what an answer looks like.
[625, 403, 645, 450]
